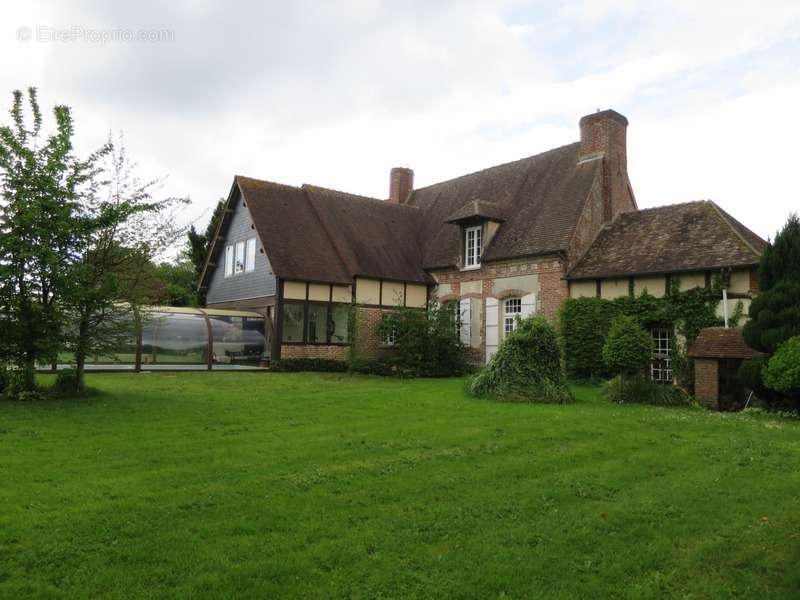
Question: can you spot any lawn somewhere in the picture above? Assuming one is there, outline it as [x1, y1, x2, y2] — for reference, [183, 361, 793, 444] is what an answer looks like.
[1, 374, 799, 599]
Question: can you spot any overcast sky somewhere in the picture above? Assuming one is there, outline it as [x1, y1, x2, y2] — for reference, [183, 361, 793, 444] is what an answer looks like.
[2, 1, 799, 244]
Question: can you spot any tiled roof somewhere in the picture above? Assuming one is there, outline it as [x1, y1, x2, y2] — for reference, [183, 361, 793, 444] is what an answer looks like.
[302, 185, 430, 283]
[567, 201, 766, 280]
[236, 176, 352, 284]
[233, 177, 431, 285]
[408, 143, 602, 269]
[688, 327, 767, 359]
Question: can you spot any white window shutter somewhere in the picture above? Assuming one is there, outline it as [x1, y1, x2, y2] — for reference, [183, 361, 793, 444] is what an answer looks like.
[521, 293, 537, 319]
[485, 297, 499, 363]
[459, 298, 471, 346]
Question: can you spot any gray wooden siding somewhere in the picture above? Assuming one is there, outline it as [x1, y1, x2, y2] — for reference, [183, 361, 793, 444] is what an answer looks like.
[206, 191, 276, 304]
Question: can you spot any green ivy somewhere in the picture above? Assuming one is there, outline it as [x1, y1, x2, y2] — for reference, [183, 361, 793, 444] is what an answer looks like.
[560, 281, 727, 380]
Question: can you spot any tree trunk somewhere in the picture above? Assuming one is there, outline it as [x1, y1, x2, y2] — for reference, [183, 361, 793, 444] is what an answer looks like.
[74, 314, 90, 392]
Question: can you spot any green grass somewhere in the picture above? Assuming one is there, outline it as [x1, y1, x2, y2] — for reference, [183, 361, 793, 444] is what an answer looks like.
[1, 374, 799, 599]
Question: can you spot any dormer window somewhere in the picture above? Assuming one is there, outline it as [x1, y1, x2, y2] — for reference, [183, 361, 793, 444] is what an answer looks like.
[465, 225, 482, 268]
[444, 199, 504, 271]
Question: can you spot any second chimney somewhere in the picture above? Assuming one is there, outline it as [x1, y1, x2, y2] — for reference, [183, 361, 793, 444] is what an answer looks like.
[389, 167, 414, 204]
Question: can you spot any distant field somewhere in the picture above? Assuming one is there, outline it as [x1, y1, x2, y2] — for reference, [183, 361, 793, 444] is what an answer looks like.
[1, 373, 798, 598]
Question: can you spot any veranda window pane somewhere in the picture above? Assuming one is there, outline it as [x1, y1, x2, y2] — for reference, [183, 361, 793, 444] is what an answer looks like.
[329, 304, 349, 344]
[209, 315, 265, 364]
[306, 304, 328, 343]
[141, 313, 208, 365]
[281, 303, 304, 342]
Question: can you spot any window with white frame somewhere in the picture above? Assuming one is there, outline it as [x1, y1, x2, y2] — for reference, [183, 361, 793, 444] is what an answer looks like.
[504, 298, 522, 334]
[650, 327, 673, 383]
[234, 241, 245, 274]
[245, 237, 257, 272]
[464, 225, 482, 268]
[224, 245, 234, 277]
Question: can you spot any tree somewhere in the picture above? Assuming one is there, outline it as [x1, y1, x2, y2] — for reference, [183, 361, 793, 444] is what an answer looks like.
[763, 336, 800, 402]
[742, 280, 800, 355]
[62, 136, 188, 390]
[602, 315, 653, 400]
[469, 316, 572, 403]
[186, 198, 225, 304]
[759, 213, 800, 292]
[0, 87, 107, 393]
[150, 260, 199, 307]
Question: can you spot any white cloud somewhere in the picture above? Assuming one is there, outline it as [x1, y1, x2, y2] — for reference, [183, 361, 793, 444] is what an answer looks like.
[0, 0, 798, 242]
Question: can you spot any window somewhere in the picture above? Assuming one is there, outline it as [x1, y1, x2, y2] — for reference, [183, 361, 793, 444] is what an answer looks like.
[504, 298, 521, 334]
[281, 301, 351, 345]
[224, 245, 234, 277]
[306, 304, 328, 344]
[234, 241, 245, 274]
[329, 304, 349, 344]
[650, 327, 673, 383]
[465, 225, 482, 268]
[281, 303, 305, 343]
[245, 237, 256, 272]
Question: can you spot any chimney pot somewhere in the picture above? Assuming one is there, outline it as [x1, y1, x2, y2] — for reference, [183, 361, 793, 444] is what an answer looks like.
[389, 167, 414, 204]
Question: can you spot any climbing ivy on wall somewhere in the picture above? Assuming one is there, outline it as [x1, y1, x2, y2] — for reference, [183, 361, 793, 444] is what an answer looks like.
[560, 280, 737, 381]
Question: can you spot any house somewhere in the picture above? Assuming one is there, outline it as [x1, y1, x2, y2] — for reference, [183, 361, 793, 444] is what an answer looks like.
[199, 109, 766, 370]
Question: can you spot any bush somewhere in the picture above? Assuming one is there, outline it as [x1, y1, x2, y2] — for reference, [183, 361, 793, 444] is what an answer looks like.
[50, 369, 85, 397]
[271, 358, 348, 373]
[603, 376, 693, 406]
[376, 303, 469, 377]
[742, 280, 800, 354]
[763, 336, 800, 399]
[602, 315, 654, 403]
[738, 357, 773, 400]
[469, 316, 572, 403]
[2, 370, 45, 401]
[602, 315, 653, 377]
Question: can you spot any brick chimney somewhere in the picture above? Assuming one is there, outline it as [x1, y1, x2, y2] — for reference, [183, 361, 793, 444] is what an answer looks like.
[578, 109, 634, 222]
[389, 167, 414, 204]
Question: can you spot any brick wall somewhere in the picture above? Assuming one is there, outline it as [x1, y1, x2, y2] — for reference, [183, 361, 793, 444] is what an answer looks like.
[353, 306, 395, 358]
[431, 255, 567, 321]
[694, 358, 719, 409]
[280, 344, 347, 360]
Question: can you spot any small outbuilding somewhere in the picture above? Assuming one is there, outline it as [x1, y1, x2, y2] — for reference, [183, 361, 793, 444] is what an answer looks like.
[688, 327, 766, 410]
